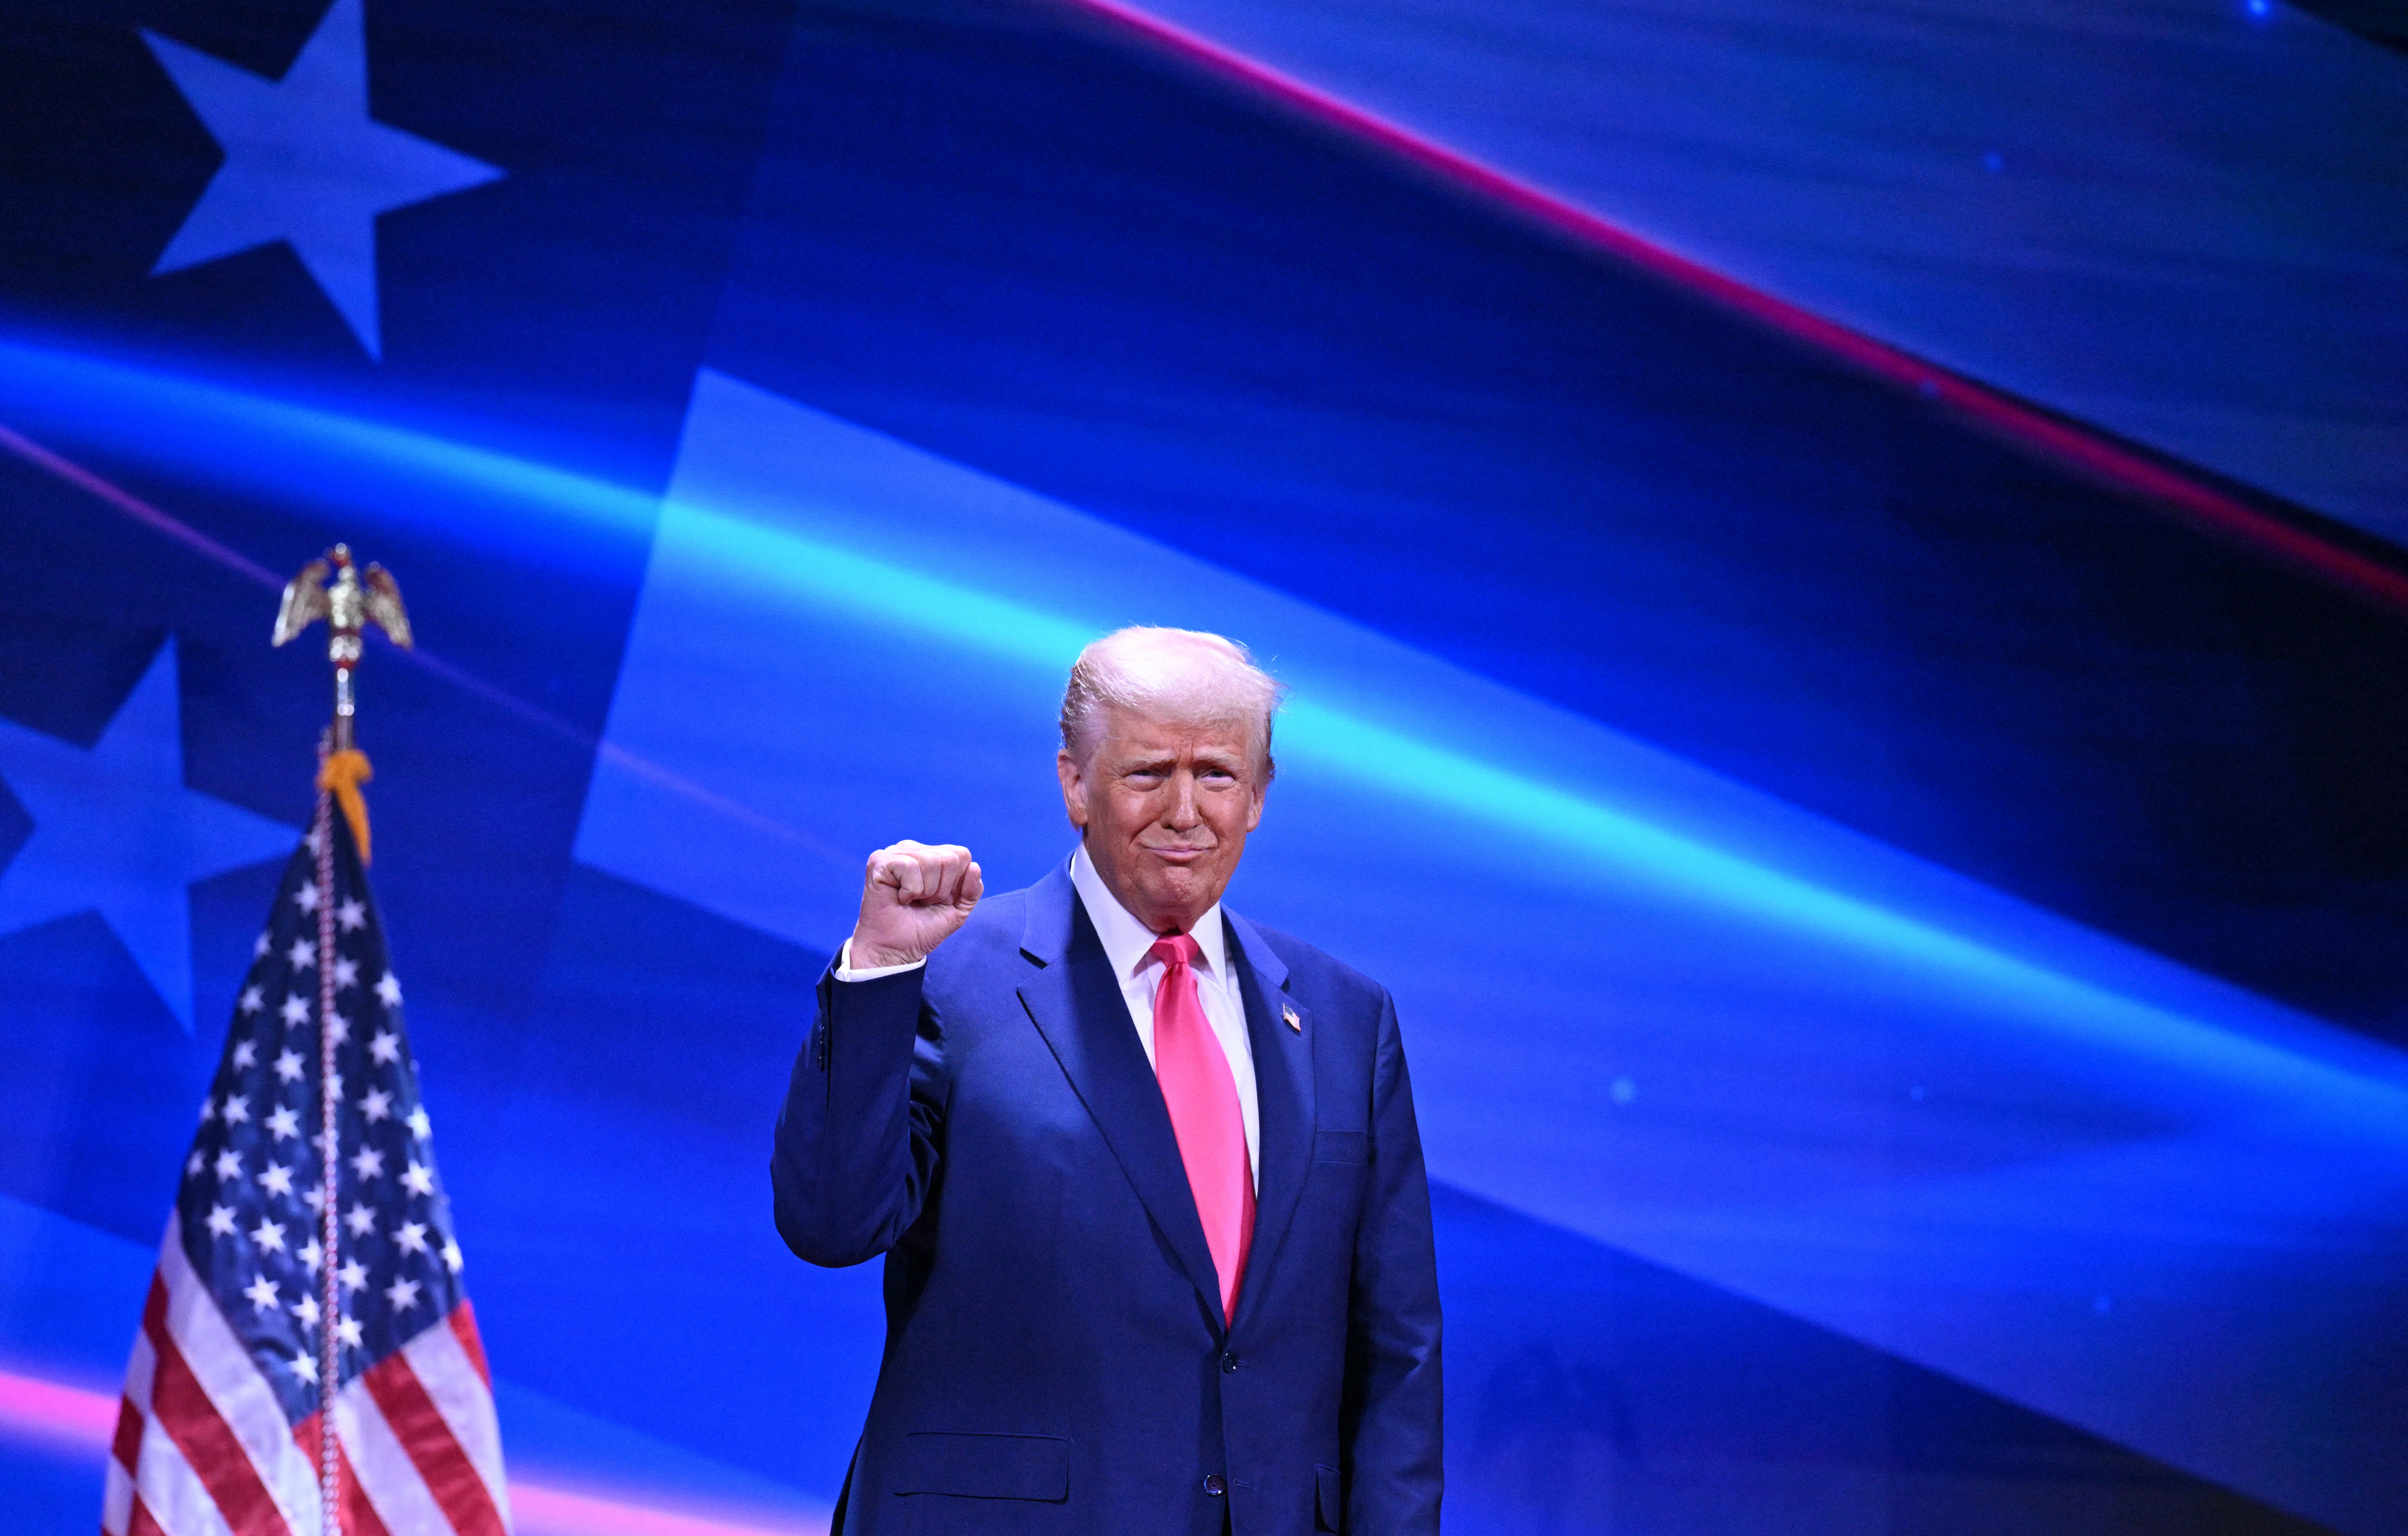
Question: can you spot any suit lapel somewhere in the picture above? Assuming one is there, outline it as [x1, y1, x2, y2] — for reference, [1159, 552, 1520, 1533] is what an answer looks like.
[1226, 910, 1314, 1334]
[1015, 866, 1225, 1326]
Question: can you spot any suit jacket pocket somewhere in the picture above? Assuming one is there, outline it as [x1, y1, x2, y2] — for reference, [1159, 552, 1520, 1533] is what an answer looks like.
[1315, 1462, 1344, 1531]
[1313, 1129, 1368, 1165]
[896, 1433, 1071, 1501]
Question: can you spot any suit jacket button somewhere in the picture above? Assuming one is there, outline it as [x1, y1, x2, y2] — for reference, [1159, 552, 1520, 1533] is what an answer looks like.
[1204, 1475, 1227, 1496]
[1221, 1351, 1240, 1373]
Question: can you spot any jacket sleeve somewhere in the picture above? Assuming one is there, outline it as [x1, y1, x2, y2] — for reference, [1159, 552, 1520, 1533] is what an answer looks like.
[1340, 987, 1445, 1534]
[770, 962, 946, 1268]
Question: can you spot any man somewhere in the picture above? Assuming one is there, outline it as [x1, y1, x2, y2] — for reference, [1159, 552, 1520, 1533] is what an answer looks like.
[773, 626, 1442, 1535]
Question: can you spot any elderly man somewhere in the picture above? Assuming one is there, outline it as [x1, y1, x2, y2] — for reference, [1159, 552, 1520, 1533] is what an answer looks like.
[772, 626, 1442, 1535]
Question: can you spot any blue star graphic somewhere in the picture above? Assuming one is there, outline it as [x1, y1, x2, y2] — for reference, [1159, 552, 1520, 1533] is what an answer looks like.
[144, 0, 505, 359]
[0, 638, 295, 1030]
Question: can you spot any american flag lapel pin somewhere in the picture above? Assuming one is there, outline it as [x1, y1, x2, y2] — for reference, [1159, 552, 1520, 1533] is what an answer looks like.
[1283, 1005, 1301, 1032]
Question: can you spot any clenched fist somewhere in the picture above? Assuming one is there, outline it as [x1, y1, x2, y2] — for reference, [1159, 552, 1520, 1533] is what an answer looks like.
[848, 840, 983, 970]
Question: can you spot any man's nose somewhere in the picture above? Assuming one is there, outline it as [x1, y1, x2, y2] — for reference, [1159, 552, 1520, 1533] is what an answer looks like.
[1165, 773, 1200, 828]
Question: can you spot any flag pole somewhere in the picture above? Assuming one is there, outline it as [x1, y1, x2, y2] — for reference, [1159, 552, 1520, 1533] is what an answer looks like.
[274, 545, 413, 1535]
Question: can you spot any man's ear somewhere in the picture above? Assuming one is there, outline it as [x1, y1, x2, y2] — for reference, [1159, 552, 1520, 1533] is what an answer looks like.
[1056, 750, 1089, 828]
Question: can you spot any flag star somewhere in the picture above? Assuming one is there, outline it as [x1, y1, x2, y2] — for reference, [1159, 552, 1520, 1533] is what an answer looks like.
[275, 1049, 305, 1083]
[369, 1030, 399, 1065]
[254, 930, 271, 958]
[336, 1313, 364, 1349]
[395, 1220, 429, 1255]
[298, 1236, 324, 1273]
[344, 1201, 377, 1235]
[141, 0, 505, 358]
[303, 1185, 327, 1214]
[244, 1274, 280, 1313]
[306, 824, 327, 858]
[280, 995, 310, 1027]
[199, 1096, 216, 1123]
[337, 898, 367, 933]
[220, 1094, 251, 1125]
[360, 1088, 392, 1123]
[213, 1148, 243, 1181]
[333, 955, 359, 991]
[441, 1238, 463, 1273]
[232, 1039, 257, 1068]
[291, 1350, 319, 1384]
[351, 1146, 385, 1180]
[402, 1162, 434, 1198]
[384, 1276, 422, 1313]
[185, 1150, 205, 1178]
[326, 1011, 351, 1045]
[261, 1162, 295, 1197]
[287, 936, 316, 969]
[238, 985, 265, 1015]
[251, 1217, 286, 1253]
[338, 1259, 367, 1294]
[295, 880, 321, 914]
[405, 1107, 431, 1140]
[375, 972, 402, 1008]
[291, 1293, 322, 1327]
[267, 1105, 300, 1141]
[206, 1205, 236, 1236]
[0, 641, 293, 1031]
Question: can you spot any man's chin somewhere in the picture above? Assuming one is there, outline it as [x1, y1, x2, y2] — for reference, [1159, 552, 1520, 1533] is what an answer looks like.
[1133, 865, 1223, 926]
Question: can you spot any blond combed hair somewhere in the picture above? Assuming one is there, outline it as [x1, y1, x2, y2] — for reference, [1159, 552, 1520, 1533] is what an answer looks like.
[1058, 626, 1284, 776]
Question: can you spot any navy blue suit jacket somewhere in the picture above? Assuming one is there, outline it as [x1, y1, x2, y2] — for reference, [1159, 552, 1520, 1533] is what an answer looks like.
[772, 863, 1442, 1535]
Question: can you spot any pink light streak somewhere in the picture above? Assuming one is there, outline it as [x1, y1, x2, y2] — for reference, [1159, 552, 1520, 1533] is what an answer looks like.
[0, 1366, 829, 1536]
[1062, 0, 2408, 618]
[0, 1365, 117, 1451]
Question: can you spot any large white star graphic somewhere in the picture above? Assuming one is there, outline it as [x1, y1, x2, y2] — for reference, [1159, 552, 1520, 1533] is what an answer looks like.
[143, 0, 504, 359]
[0, 639, 294, 1030]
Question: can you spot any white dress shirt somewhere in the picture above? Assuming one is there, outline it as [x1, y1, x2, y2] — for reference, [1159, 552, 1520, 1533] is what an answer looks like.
[836, 847, 1260, 1189]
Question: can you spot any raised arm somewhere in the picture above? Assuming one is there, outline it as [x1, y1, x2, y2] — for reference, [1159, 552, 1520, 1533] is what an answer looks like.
[771, 841, 980, 1268]
[1339, 988, 1444, 1534]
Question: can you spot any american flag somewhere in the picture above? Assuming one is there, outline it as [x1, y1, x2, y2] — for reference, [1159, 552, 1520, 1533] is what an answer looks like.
[104, 793, 509, 1536]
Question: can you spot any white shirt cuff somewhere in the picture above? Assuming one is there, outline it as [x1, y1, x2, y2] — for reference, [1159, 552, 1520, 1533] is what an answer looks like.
[834, 938, 926, 982]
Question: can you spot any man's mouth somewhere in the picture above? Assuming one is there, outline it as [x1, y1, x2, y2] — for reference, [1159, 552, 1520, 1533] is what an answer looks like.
[1144, 844, 1211, 865]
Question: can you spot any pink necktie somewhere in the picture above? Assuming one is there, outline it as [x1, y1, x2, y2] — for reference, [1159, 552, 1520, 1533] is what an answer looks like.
[1148, 933, 1254, 1319]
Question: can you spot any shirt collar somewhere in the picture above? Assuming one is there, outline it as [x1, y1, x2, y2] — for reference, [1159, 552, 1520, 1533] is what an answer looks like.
[1069, 843, 1228, 982]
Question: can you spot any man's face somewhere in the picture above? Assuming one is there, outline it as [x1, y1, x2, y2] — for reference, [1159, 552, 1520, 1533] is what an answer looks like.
[1057, 705, 1266, 935]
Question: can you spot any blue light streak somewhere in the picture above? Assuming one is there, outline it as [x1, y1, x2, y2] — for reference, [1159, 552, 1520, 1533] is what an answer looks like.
[6, 336, 2407, 1137]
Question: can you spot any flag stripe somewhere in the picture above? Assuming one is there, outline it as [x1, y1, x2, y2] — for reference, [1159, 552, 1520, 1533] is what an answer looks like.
[337, 1373, 457, 1536]
[155, 1236, 321, 1529]
[142, 1280, 294, 1536]
[110, 1313, 157, 1536]
[292, 1410, 402, 1536]
[129, 1408, 241, 1536]
[114, 1395, 148, 1472]
[127, 1496, 171, 1536]
[448, 1305, 493, 1392]
[340, 1431, 400, 1536]
[407, 1308, 510, 1519]
[361, 1346, 509, 1536]
[104, 1459, 134, 1536]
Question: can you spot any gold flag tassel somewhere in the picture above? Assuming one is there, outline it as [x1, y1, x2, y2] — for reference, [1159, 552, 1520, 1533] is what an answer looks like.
[317, 747, 375, 865]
